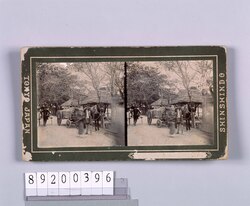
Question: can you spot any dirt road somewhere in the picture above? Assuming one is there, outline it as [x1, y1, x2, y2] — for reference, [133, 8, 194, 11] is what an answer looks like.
[38, 116, 119, 148]
[128, 115, 213, 146]
[38, 115, 213, 147]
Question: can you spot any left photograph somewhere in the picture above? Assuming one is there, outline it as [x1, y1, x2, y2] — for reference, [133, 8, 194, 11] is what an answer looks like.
[36, 62, 125, 148]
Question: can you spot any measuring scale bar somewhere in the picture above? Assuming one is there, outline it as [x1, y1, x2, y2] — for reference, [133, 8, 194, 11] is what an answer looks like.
[26, 178, 129, 201]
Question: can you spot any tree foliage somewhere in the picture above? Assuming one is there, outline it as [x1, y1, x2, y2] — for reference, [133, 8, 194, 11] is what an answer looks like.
[194, 60, 213, 95]
[162, 61, 197, 101]
[80, 63, 106, 102]
[127, 62, 171, 107]
[161, 60, 213, 101]
[67, 62, 125, 101]
[104, 62, 124, 99]
[36, 63, 79, 106]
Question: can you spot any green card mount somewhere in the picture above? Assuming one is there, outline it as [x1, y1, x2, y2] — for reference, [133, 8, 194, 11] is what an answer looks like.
[21, 46, 227, 161]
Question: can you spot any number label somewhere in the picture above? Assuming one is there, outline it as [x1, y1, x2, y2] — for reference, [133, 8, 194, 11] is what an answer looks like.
[91, 172, 103, 195]
[61, 174, 67, 183]
[40, 174, 46, 183]
[25, 171, 115, 197]
[59, 172, 70, 196]
[103, 171, 114, 195]
[28, 174, 35, 184]
[81, 171, 92, 195]
[37, 172, 48, 196]
[48, 172, 59, 196]
[51, 174, 56, 184]
[84, 172, 90, 182]
[70, 171, 81, 195]
[95, 173, 100, 182]
[106, 173, 111, 182]
[25, 173, 37, 196]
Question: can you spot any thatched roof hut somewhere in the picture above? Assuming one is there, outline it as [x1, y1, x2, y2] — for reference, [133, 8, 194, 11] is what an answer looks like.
[61, 99, 79, 107]
[171, 87, 203, 105]
[79, 91, 112, 105]
[151, 98, 169, 107]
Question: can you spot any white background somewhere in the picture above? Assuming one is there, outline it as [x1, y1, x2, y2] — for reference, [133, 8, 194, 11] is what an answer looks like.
[0, 0, 248, 205]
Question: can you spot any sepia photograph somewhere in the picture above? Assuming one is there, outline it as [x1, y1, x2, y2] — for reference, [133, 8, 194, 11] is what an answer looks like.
[127, 60, 214, 146]
[36, 62, 125, 148]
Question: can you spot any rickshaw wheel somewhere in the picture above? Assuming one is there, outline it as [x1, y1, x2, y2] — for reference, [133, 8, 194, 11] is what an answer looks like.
[156, 119, 162, 128]
[66, 119, 71, 128]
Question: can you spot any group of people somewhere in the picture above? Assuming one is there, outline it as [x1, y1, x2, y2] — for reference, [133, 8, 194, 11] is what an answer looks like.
[127, 103, 199, 136]
[39, 105, 51, 126]
[38, 103, 62, 126]
[77, 104, 107, 136]
[76, 107, 92, 135]
[173, 103, 197, 135]
[39, 101, 198, 137]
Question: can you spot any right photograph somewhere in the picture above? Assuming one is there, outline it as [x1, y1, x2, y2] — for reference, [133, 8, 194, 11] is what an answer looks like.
[126, 60, 214, 146]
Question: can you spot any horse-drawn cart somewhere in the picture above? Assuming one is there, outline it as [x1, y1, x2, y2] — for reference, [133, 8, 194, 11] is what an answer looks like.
[56, 107, 84, 127]
[147, 106, 174, 128]
[56, 105, 102, 131]
[56, 108, 72, 126]
[65, 108, 85, 128]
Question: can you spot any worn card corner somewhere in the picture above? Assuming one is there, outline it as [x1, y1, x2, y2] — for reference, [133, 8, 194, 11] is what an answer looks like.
[21, 47, 30, 61]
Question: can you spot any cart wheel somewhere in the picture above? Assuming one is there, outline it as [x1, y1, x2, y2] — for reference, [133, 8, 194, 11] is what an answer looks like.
[66, 119, 71, 128]
[147, 112, 152, 125]
[57, 112, 62, 126]
[156, 119, 162, 128]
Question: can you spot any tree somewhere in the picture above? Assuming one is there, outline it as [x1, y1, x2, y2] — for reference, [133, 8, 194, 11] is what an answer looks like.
[67, 63, 107, 103]
[36, 63, 79, 106]
[161, 60, 213, 99]
[161, 61, 199, 102]
[103, 62, 124, 99]
[127, 62, 170, 107]
[194, 60, 213, 95]
[159, 82, 178, 105]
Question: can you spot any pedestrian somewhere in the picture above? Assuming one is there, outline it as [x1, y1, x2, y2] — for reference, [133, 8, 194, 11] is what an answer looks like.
[132, 106, 141, 126]
[85, 107, 91, 134]
[189, 102, 196, 128]
[41, 105, 50, 126]
[100, 106, 105, 128]
[127, 109, 133, 125]
[74, 108, 84, 136]
[169, 105, 176, 136]
[78, 119, 84, 135]
[185, 104, 191, 131]
[175, 106, 184, 134]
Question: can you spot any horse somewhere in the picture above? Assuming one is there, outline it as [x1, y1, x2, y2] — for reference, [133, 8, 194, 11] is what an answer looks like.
[90, 105, 101, 131]
[183, 104, 192, 131]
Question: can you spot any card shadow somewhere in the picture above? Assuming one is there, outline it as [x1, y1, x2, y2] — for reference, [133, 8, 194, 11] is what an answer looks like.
[227, 47, 241, 160]
[8, 49, 22, 161]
